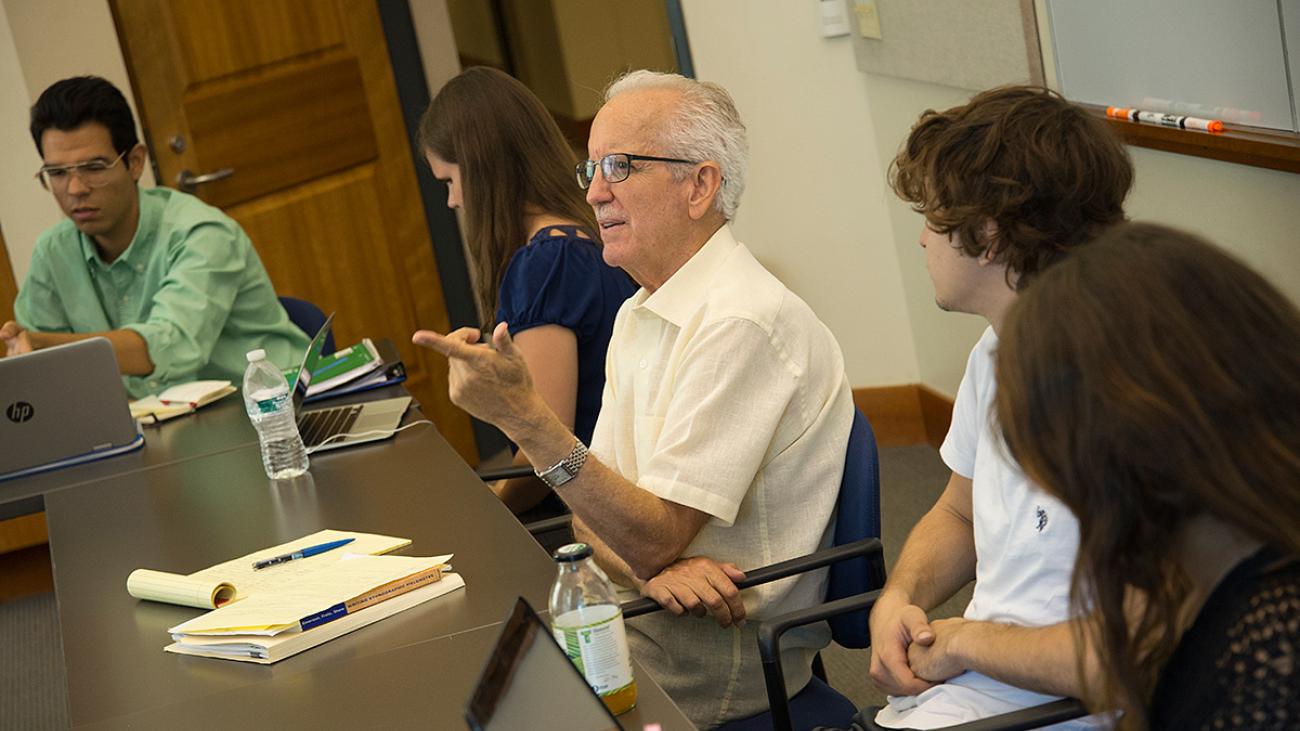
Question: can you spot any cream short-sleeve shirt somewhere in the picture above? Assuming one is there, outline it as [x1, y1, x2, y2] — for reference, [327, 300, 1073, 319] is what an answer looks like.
[590, 225, 853, 728]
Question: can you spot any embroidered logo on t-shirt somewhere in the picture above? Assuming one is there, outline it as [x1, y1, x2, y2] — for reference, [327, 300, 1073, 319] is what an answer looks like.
[1035, 505, 1048, 532]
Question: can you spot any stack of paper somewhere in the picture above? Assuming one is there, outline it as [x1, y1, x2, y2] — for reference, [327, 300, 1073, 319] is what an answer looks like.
[165, 554, 464, 664]
[127, 529, 412, 609]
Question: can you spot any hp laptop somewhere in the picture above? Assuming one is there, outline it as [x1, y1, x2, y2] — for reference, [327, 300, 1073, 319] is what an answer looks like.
[465, 597, 621, 731]
[291, 314, 411, 452]
[0, 338, 144, 482]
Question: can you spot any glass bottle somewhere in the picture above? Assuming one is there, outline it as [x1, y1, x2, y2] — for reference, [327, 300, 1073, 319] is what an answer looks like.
[549, 543, 637, 714]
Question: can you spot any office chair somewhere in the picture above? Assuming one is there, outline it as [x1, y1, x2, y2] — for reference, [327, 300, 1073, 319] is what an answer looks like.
[618, 408, 884, 731]
[278, 296, 335, 354]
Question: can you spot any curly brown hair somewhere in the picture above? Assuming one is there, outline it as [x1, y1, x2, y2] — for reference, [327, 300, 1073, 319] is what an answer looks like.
[890, 86, 1132, 289]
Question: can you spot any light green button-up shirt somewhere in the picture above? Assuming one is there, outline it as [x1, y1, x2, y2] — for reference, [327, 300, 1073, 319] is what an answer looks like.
[15, 186, 310, 398]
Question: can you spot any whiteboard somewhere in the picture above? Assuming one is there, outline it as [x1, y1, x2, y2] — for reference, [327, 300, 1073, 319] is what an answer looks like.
[1045, 0, 1297, 132]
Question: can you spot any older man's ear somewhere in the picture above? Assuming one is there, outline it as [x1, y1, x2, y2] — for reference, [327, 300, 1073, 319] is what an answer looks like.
[685, 162, 724, 222]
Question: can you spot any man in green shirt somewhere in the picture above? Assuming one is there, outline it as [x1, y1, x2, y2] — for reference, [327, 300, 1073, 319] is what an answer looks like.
[1, 76, 308, 398]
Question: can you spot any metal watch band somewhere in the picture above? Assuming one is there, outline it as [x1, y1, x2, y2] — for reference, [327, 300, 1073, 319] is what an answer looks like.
[535, 439, 588, 489]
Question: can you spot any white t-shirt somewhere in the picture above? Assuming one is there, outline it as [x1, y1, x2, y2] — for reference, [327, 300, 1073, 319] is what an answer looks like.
[876, 327, 1107, 730]
[591, 224, 853, 729]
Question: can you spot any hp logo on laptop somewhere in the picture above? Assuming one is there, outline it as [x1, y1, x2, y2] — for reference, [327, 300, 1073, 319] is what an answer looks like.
[6, 401, 34, 423]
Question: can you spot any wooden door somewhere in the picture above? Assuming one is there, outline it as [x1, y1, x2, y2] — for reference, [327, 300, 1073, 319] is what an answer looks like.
[0, 227, 17, 324]
[111, 0, 476, 461]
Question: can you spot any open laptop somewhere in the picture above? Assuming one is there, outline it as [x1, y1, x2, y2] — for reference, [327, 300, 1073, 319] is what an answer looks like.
[291, 314, 411, 452]
[0, 338, 144, 482]
[466, 597, 621, 731]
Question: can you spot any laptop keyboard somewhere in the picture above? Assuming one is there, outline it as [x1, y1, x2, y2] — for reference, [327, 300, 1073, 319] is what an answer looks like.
[298, 405, 363, 448]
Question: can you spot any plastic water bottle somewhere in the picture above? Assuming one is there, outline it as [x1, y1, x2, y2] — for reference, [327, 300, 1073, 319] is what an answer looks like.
[243, 348, 309, 479]
[549, 542, 637, 714]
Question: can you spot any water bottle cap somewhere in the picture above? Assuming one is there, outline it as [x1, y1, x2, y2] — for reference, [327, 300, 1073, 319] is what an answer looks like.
[552, 543, 592, 562]
[246, 348, 267, 363]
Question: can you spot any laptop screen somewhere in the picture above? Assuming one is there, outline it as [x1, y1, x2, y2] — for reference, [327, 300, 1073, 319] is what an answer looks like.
[289, 313, 334, 416]
[465, 597, 620, 731]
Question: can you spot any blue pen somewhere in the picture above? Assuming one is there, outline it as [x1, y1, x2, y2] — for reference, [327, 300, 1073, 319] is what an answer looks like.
[252, 538, 355, 570]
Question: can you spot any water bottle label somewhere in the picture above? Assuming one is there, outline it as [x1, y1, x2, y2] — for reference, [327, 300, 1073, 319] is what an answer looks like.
[255, 392, 287, 414]
[552, 606, 634, 697]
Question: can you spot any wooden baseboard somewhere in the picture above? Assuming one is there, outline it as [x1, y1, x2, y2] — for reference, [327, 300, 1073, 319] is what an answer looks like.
[917, 384, 955, 449]
[852, 384, 953, 449]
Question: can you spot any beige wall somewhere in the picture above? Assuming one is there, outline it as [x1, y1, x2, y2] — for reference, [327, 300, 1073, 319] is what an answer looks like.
[1124, 147, 1300, 305]
[681, 0, 922, 389]
[410, 0, 463, 96]
[683, 0, 1300, 397]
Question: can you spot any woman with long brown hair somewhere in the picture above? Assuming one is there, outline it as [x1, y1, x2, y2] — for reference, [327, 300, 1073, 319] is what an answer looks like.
[996, 222, 1300, 729]
[418, 67, 637, 515]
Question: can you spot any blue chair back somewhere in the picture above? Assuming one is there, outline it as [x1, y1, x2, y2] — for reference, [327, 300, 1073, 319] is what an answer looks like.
[279, 296, 335, 355]
[714, 409, 882, 731]
[826, 408, 882, 646]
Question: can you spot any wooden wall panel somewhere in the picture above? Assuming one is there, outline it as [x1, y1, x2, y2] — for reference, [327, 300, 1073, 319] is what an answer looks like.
[185, 57, 378, 209]
[173, 0, 344, 83]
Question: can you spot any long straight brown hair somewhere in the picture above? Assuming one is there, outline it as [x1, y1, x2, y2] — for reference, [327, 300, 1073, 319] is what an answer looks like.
[995, 222, 1300, 729]
[418, 67, 599, 327]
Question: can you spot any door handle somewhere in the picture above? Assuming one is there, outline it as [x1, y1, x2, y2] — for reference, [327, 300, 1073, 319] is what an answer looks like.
[176, 167, 234, 192]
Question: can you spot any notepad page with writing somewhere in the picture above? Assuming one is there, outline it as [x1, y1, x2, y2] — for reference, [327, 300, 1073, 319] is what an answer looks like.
[126, 529, 412, 608]
[189, 529, 411, 599]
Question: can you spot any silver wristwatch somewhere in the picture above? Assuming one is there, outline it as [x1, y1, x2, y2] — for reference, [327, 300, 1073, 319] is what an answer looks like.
[535, 439, 588, 489]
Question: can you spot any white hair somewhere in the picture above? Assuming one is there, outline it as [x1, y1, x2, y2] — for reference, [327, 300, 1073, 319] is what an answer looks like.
[604, 70, 748, 221]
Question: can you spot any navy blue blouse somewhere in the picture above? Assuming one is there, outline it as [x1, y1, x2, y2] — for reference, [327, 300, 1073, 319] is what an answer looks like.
[497, 226, 638, 444]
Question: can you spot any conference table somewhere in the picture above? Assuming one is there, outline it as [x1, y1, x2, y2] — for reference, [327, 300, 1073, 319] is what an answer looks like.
[0, 388, 260, 520]
[2, 390, 694, 729]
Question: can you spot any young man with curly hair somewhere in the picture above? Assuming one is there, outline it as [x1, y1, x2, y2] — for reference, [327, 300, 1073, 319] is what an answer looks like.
[866, 86, 1133, 729]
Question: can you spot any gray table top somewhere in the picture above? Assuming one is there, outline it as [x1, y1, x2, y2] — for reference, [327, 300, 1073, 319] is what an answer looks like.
[73, 623, 693, 730]
[44, 422, 570, 728]
[0, 384, 411, 520]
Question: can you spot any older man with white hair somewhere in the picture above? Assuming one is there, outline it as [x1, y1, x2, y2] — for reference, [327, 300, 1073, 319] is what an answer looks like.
[415, 70, 853, 727]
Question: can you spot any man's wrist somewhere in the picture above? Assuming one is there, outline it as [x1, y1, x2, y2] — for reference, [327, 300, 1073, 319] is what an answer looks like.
[508, 396, 582, 476]
[876, 586, 914, 613]
[534, 439, 587, 488]
[496, 390, 555, 442]
[945, 619, 990, 671]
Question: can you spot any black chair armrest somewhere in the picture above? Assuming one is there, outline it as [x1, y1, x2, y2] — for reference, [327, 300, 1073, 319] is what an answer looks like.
[524, 514, 573, 536]
[930, 698, 1089, 731]
[475, 465, 536, 482]
[757, 589, 883, 731]
[621, 537, 884, 617]
[613, 538, 886, 730]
